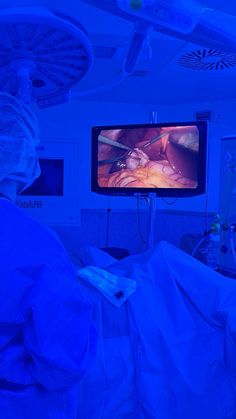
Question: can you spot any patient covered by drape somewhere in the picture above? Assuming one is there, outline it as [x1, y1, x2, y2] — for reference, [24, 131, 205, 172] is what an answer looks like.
[77, 241, 236, 419]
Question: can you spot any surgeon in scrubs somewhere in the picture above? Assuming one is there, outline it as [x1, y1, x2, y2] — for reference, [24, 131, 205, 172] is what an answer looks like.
[0, 92, 96, 419]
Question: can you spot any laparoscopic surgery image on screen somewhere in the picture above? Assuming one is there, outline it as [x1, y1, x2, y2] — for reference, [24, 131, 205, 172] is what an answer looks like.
[92, 122, 207, 197]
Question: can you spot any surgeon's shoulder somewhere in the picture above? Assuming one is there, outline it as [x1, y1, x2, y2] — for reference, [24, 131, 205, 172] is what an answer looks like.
[0, 198, 27, 225]
[0, 198, 42, 229]
[0, 199, 66, 253]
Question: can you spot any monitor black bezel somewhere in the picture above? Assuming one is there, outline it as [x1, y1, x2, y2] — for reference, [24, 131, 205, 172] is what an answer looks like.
[91, 121, 207, 197]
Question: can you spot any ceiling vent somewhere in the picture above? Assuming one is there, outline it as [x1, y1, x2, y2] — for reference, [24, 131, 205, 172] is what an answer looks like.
[178, 49, 236, 71]
[195, 110, 212, 121]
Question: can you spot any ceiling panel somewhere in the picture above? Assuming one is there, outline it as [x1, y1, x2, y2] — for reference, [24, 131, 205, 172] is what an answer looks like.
[0, 0, 236, 105]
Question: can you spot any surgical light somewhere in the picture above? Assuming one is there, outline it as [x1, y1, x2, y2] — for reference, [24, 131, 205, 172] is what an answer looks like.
[0, 7, 93, 107]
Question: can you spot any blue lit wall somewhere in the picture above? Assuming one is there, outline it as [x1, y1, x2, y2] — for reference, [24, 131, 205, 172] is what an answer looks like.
[36, 97, 236, 212]
[32, 95, 236, 255]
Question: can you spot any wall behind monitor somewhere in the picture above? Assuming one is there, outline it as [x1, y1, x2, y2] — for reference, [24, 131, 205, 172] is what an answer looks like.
[30, 96, 236, 257]
[156, 98, 230, 214]
[35, 96, 234, 215]
[35, 99, 164, 214]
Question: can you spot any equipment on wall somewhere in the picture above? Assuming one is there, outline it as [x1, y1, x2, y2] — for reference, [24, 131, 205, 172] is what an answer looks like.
[218, 135, 236, 276]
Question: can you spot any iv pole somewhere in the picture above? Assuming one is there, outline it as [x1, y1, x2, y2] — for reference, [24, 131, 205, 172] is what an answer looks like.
[147, 111, 158, 249]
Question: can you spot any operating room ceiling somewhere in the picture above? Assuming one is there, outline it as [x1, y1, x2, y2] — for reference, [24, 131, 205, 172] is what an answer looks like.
[1, 0, 236, 105]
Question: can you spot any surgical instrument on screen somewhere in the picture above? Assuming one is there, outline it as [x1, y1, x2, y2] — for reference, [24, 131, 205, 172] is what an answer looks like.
[98, 155, 127, 166]
[98, 132, 169, 166]
[98, 135, 134, 151]
[142, 132, 170, 148]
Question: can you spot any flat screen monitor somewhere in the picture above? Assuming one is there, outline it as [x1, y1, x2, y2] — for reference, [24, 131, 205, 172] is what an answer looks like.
[21, 159, 64, 197]
[91, 121, 207, 197]
[15, 141, 80, 225]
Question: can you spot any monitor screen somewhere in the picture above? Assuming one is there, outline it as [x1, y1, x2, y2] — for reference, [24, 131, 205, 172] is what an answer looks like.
[15, 141, 80, 225]
[91, 121, 207, 197]
[21, 158, 64, 196]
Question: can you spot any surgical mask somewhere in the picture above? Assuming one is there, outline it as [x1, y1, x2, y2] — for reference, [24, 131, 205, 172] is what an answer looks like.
[0, 134, 40, 191]
[6, 153, 41, 193]
[0, 92, 40, 191]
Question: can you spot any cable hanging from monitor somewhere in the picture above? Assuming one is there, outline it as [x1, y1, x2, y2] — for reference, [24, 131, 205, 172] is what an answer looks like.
[136, 195, 148, 253]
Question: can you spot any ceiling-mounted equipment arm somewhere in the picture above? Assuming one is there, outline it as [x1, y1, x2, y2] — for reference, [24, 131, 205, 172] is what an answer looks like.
[117, 0, 205, 34]
[81, 0, 236, 55]
[71, 20, 150, 99]
[123, 21, 150, 74]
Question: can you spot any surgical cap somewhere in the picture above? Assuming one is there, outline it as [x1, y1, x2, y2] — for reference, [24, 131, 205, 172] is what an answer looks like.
[0, 92, 40, 183]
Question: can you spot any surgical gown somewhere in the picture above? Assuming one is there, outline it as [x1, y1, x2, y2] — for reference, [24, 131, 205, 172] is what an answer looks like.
[0, 198, 96, 419]
[77, 241, 236, 419]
